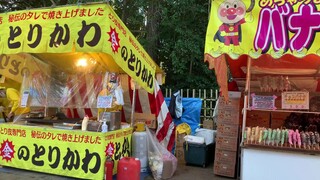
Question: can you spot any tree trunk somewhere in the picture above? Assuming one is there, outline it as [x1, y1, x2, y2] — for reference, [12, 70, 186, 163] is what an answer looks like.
[121, 0, 128, 24]
[146, 0, 159, 61]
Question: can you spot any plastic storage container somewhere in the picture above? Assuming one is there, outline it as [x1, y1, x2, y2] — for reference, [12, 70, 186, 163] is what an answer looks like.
[184, 135, 205, 144]
[183, 142, 215, 167]
[117, 157, 141, 180]
[195, 128, 216, 145]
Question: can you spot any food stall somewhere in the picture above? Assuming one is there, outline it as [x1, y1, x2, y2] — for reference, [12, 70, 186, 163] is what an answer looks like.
[204, 1, 320, 179]
[0, 3, 165, 179]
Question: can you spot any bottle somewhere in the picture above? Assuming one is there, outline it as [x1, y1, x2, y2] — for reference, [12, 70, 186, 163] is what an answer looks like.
[105, 155, 113, 180]
[81, 115, 89, 131]
[102, 120, 108, 133]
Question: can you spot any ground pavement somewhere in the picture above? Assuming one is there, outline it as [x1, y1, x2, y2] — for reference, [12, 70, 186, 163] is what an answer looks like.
[0, 163, 232, 180]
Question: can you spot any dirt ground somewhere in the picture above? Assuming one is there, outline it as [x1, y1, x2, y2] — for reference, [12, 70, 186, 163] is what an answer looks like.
[0, 162, 234, 180]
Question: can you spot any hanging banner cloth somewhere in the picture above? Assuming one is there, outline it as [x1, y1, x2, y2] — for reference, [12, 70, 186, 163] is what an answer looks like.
[0, 3, 157, 93]
[204, 0, 320, 61]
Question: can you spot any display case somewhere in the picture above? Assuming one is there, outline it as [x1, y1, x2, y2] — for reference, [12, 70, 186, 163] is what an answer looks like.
[240, 56, 320, 180]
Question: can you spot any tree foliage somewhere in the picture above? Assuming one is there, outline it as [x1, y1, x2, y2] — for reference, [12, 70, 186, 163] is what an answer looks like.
[113, 0, 218, 90]
[0, 0, 218, 90]
[157, 0, 217, 90]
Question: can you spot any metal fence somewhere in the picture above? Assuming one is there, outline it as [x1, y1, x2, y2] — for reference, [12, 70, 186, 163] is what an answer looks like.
[163, 88, 219, 122]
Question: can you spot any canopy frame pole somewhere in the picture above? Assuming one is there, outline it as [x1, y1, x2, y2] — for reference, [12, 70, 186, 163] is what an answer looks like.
[241, 56, 252, 144]
[130, 81, 136, 127]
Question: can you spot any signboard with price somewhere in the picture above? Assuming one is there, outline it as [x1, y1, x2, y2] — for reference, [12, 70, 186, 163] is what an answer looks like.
[282, 91, 309, 109]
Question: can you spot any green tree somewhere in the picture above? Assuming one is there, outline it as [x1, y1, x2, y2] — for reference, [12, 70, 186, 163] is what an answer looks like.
[113, 0, 218, 90]
[157, 0, 217, 90]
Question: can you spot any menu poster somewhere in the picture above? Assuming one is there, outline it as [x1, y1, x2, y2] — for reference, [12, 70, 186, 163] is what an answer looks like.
[251, 93, 277, 110]
[282, 91, 309, 110]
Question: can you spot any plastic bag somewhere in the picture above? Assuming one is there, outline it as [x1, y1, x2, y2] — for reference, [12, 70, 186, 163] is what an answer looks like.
[114, 85, 124, 105]
[146, 127, 177, 180]
[168, 90, 183, 119]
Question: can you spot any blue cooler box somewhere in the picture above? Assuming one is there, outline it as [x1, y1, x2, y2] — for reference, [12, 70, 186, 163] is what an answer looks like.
[183, 142, 215, 167]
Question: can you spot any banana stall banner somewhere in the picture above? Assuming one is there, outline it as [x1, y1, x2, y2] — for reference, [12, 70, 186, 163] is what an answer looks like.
[0, 124, 132, 179]
[205, 0, 320, 60]
[0, 4, 156, 93]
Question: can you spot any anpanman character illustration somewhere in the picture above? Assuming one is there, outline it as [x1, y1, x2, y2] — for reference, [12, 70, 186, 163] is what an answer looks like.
[213, 0, 255, 58]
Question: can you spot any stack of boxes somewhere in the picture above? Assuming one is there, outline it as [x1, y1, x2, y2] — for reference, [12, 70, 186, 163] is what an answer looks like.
[175, 131, 187, 164]
[203, 119, 214, 129]
[214, 92, 241, 178]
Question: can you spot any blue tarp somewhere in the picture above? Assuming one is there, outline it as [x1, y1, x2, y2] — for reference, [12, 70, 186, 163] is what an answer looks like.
[165, 97, 202, 135]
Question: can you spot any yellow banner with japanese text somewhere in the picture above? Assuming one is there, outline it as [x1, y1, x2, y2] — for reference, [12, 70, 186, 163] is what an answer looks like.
[0, 4, 155, 93]
[0, 53, 49, 83]
[0, 124, 132, 179]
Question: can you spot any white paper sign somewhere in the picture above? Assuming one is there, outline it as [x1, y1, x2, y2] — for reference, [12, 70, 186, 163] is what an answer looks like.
[251, 93, 277, 110]
[282, 91, 309, 109]
[20, 91, 29, 107]
[97, 95, 113, 108]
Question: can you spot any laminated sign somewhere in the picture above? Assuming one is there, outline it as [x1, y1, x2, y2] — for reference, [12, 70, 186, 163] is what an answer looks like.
[282, 91, 309, 109]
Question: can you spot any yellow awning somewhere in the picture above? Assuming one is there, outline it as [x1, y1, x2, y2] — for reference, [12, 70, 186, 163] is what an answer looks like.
[0, 3, 163, 93]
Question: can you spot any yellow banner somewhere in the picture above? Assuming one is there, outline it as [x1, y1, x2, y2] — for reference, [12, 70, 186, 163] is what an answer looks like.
[0, 124, 132, 179]
[0, 4, 156, 93]
[103, 5, 157, 92]
[0, 53, 49, 83]
[205, 1, 320, 60]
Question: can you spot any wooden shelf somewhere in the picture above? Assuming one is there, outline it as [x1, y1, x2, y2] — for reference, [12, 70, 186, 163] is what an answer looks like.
[241, 143, 320, 155]
[247, 108, 320, 115]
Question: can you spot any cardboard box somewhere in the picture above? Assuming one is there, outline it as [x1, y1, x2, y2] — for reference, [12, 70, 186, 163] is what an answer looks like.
[218, 94, 241, 110]
[214, 161, 236, 178]
[246, 111, 270, 128]
[215, 148, 237, 165]
[217, 124, 239, 137]
[217, 95, 241, 125]
[176, 132, 187, 147]
[134, 113, 156, 129]
[175, 146, 185, 164]
[215, 135, 238, 152]
[203, 120, 214, 129]
[162, 157, 176, 179]
[217, 110, 240, 125]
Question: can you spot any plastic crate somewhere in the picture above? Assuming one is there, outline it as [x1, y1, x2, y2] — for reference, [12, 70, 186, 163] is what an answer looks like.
[183, 142, 215, 167]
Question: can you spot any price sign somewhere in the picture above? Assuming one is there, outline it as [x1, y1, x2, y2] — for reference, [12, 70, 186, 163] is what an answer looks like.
[20, 90, 30, 107]
[282, 91, 309, 109]
[97, 95, 113, 108]
[251, 93, 277, 110]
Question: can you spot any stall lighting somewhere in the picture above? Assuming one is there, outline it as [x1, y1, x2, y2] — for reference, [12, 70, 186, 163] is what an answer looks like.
[76, 58, 88, 67]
